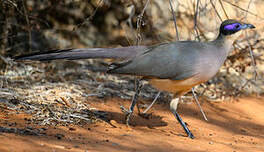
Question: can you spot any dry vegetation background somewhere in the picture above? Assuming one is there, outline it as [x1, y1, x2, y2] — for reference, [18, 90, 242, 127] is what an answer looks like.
[0, 0, 264, 128]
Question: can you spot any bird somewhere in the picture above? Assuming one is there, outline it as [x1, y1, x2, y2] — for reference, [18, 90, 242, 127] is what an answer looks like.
[14, 19, 255, 139]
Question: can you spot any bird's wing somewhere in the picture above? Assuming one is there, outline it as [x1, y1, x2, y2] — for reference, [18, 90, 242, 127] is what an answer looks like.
[108, 41, 208, 80]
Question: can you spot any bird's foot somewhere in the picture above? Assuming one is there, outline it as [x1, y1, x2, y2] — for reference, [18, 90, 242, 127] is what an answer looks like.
[120, 105, 133, 126]
[187, 131, 195, 139]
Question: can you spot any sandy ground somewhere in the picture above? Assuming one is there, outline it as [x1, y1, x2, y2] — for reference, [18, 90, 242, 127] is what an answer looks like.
[0, 97, 264, 152]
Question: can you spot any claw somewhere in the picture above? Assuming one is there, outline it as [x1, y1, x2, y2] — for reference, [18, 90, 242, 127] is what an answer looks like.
[120, 105, 133, 126]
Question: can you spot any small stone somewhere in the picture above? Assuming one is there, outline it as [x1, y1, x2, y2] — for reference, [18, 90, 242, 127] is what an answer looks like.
[112, 143, 119, 146]
[69, 127, 76, 131]
[55, 133, 65, 140]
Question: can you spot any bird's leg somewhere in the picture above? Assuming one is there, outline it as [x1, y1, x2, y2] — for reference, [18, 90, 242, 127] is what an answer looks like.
[137, 91, 161, 118]
[170, 97, 194, 139]
[142, 91, 161, 114]
[191, 88, 208, 121]
[137, 91, 161, 119]
[120, 79, 143, 126]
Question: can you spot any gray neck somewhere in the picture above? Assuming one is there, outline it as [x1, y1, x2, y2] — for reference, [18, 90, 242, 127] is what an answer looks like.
[212, 33, 226, 46]
[211, 33, 234, 55]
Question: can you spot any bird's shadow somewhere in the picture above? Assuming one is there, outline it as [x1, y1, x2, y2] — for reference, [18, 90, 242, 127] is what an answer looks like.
[97, 110, 168, 128]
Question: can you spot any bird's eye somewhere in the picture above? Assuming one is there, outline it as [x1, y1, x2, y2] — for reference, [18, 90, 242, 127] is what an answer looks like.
[235, 24, 240, 29]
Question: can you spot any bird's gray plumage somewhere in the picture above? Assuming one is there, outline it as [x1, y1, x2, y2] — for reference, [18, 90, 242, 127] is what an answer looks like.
[15, 46, 147, 61]
[14, 19, 255, 89]
[108, 38, 230, 82]
[14, 19, 255, 82]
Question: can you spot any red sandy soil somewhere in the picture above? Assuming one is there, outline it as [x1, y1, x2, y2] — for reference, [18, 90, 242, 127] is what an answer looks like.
[0, 97, 264, 152]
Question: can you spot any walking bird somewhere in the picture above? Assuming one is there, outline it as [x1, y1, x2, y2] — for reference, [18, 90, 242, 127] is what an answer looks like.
[15, 19, 255, 139]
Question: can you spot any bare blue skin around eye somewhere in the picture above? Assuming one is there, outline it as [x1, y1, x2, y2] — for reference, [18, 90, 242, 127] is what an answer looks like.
[224, 23, 241, 31]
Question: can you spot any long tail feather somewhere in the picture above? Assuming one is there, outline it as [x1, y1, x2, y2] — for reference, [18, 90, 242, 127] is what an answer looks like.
[14, 46, 147, 61]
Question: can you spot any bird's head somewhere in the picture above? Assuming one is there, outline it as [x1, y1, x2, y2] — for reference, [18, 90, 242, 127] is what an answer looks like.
[219, 19, 255, 40]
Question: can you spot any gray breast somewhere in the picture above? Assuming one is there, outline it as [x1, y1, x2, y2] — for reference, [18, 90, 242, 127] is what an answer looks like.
[192, 44, 229, 81]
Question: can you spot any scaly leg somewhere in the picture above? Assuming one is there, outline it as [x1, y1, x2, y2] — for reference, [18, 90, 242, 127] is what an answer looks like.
[170, 97, 194, 139]
[120, 79, 143, 126]
[142, 91, 161, 114]
[142, 88, 206, 117]
[192, 88, 208, 121]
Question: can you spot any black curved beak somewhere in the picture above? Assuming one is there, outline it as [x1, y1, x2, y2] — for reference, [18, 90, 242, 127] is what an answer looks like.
[241, 23, 255, 29]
